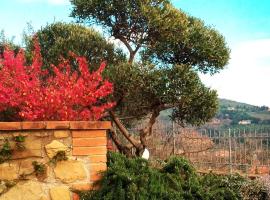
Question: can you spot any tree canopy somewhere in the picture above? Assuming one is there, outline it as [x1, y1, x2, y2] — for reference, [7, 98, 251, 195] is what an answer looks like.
[19, 0, 231, 156]
[71, 0, 229, 72]
[70, 0, 230, 156]
[24, 22, 126, 70]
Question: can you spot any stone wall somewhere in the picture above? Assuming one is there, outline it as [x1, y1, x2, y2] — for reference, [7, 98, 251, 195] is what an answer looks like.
[0, 121, 110, 200]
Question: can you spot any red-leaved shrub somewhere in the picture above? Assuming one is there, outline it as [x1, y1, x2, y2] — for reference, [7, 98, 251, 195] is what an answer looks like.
[0, 41, 114, 121]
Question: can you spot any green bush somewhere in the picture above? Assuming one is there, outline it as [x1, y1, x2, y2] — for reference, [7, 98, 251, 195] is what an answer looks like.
[78, 152, 203, 200]
[240, 179, 268, 200]
[201, 173, 245, 200]
[77, 152, 268, 200]
[201, 173, 268, 200]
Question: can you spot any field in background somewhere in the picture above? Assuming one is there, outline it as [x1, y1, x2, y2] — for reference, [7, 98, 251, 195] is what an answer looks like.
[130, 122, 270, 176]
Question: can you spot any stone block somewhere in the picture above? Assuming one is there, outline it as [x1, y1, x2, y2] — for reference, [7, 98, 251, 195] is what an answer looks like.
[0, 163, 18, 180]
[0, 182, 7, 194]
[21, 122, 46, 130]
[72, 130, 106, 138]
[46, 121, 70, 129]
[54, 130, 70, 138]
[45, 140, 68, 158]
[73, 137, 106, 147]
[54, 160, 87, 183]
[18, 160, 34, 175]
[72, 146, 106, 156]
[12, 132, 28, 137]
[40, 196, 49, 200]
[89, 155, 107, 164]
[90, 163, 107, 173]
[71, 183, 92, 191]
[34, 131, 50, 138]
[50, 186, 71, 200]
[0, 122, 21, 130]
[0, 180, 43, 200]
[12, 136, 42, 159]
[17, 159, 48, 181]
[70, 121, 111, 130]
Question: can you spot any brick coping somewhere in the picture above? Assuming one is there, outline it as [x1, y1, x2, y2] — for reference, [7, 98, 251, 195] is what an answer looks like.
[0, 121, 111, 130]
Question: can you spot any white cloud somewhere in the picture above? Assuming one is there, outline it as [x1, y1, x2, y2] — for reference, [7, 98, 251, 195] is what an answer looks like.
[200, 39, 270, 106]
[17, 0, 69, 5]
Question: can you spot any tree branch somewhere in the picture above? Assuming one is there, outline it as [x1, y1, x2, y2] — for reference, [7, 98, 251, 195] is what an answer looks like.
[109, 111, 140, 148]
[128, 51, 135, 64]
[116, 35, 134, 60]
[109, 128, 133, 157]
[127, 44, 141, 63]
[115, 35, 142, 64]
[140, 108, 160, 147]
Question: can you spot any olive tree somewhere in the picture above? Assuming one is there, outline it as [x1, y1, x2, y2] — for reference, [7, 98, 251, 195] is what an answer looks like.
[70, 0, 230, 156]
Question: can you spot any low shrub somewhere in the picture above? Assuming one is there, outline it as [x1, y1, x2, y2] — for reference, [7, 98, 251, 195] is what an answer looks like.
[77, 152, 268, 200]
[0, 40, 115, 121]
[78, 152, 204, 200]
[201, 173, 245, 199]
[240, 179, 268, 200]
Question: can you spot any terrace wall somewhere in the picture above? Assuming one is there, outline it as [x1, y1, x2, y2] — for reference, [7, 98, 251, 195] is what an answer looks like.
[0, 121, 110, 200]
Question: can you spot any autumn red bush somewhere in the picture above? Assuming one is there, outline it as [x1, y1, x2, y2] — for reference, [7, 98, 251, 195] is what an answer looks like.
[0, 41, 114, 121]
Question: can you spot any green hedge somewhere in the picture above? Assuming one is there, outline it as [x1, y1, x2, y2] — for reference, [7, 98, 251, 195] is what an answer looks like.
[77, 152, 267, 200]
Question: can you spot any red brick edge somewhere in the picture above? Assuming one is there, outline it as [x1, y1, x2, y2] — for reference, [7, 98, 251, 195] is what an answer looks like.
[0, 121, 111, 130]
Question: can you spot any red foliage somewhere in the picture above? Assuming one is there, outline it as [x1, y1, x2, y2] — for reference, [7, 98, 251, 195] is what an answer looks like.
[0, 41, 115, 121]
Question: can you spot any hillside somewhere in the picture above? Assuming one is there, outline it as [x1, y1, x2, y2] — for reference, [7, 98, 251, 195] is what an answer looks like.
[219, 99, 258, 110]
[158, 99, 270, 128]
[209, 99, 270, 128]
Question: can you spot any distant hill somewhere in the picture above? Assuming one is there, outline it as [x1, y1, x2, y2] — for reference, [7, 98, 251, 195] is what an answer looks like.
[212, 99, 270, 128]
[158, 99, 270, 128]
[218, 99, 258, 110]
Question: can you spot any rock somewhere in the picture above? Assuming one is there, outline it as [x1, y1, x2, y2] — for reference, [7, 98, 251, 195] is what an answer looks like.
[39, 195, 49, 200]
[18, 160, 34, 175]
[50, 186, 71, 200]
[71, 183, 92, 191]
[12, 133, 28, 137]
[0, 180, 43, 200]
[0, 182, 7, 194]
[12, 136, 42, 159]
[54, 160, 87, 183]
[34, 132, 50, 138]
[45, 140, 68, 159]
[0, 163, 18, 180]
[54, 131, 69, 138]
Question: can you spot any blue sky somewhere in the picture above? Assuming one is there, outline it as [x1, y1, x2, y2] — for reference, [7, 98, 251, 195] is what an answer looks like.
[0, 0, 72, 43]
[1, 0, 270, 106]
[173, 0, 270, 107]
[174, 0, 270, 43]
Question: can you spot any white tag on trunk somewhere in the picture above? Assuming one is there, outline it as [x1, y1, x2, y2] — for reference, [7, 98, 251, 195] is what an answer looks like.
[142, 148, 150, 160]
